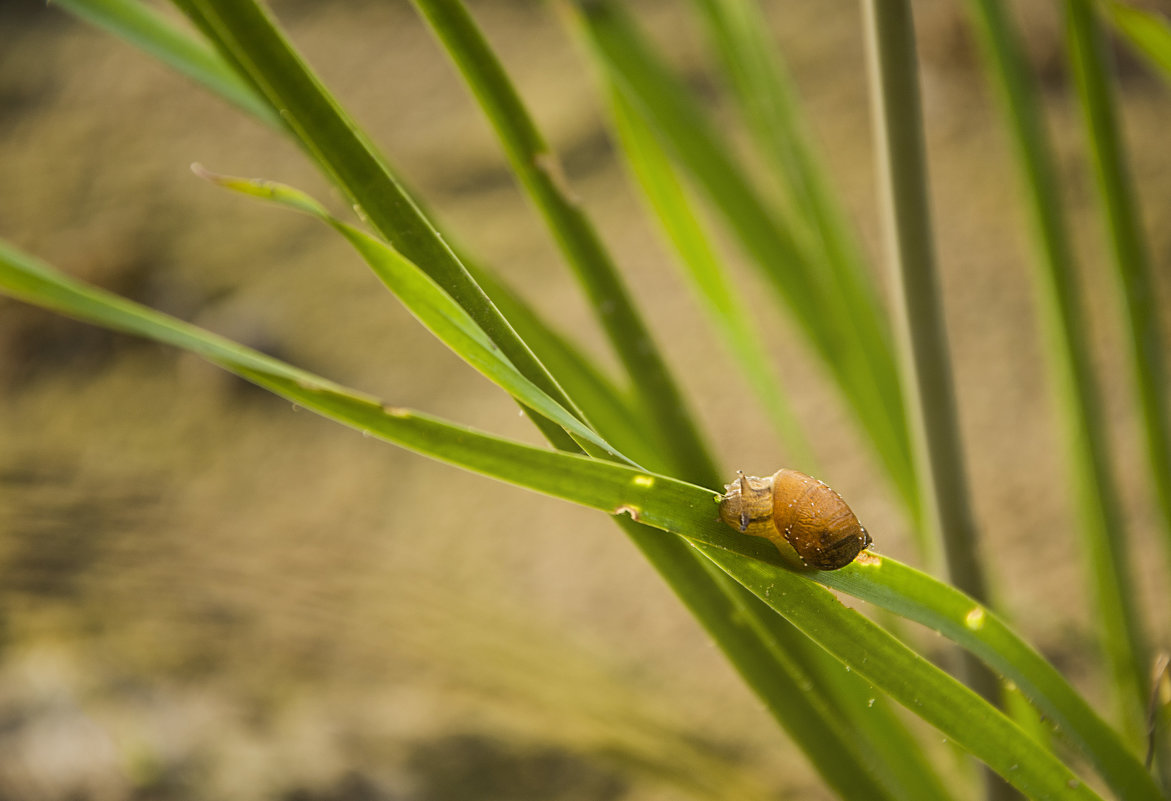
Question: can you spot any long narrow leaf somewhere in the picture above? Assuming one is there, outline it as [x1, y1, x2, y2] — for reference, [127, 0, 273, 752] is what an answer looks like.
[964, 0, 1150, 739]
[193, 167, 625, 463]
[562, 0, 919, 531]
[860, 0, 989, 608]
[605, 88, 816, 471]
[743, 583, 959, 801]
[410, 0, 720, 486]
[52, 0, 280, 126]
[202, 166, 910, 800]
[607, 72, 955, 801]
[694, 544, 1104, 801]
[45, 6, 937, 792]
[821, 558, 1161, 800]
[363, 10, 918, 787]
[684, 0, 886, 475]
[168, 0, 583, 455]
[0, 240, 1135, 800]
[619, 526, 903, 801]
[1067, 0, 1171, 630]
[0, 242, 913, 801]
[859, 18, 1005, 801]
[1105, 1, 1171, 78]
[1067, 1, 1171, 787]
[465, 265, 659, 469]
[56, 1, 674, 468]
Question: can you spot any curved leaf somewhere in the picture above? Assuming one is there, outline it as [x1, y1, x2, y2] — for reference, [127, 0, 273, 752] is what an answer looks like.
[411, 0, 720, 486]
[0, 239, 1116, 799]
[193, 167, 628, 464]
[53, 0, 279, 125]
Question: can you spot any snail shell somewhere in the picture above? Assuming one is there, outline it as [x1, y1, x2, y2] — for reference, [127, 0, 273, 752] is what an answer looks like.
[718, 469, 872, 570]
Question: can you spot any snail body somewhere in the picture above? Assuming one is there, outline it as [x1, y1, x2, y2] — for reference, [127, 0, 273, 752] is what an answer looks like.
[718, 469, 872, 570]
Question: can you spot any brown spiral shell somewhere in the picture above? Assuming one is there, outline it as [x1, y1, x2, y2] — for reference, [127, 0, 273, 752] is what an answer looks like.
[718, 469, 872, 570]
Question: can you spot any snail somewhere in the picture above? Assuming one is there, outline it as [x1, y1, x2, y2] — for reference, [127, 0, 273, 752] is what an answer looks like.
[718, 469, 872, 570]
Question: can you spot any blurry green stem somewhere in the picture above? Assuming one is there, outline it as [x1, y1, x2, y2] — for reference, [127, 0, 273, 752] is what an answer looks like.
[859, 0, 988, 628]
[57, 4, 926, 790]
[563, 0, 920, 522]
[964, 0, 1149, 741]
[859, 1, 1008, 797]
[410, 0, 721, 487]
[1066, 0, 1171, 647]
[169, 0, 586, 455]
[686, 0, 880, 477]
[1067, 1, 1171, 785]
[53, 0, 281, 126]
[605, 87, 817, 472]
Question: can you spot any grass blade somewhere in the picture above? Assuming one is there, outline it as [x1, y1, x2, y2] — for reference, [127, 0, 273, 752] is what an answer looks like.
[52, 3, 672, 465]
[859, 14, 1008, 796]
[1067, 1, 1171, 787]
[46, 7, 943, 789]
[466, 265, 660, 469]
[1105, 1, 1171, 78]
[0, 238, 934, 801]
[1, 238, 1139, 797]
[685, 0, 887, 467]
[0, 241, 1102, 799]
[194, 167, 627, 462]
[561, 0, 920, 533]
[743, 587, 958, 801]
[820, 557, 1162, 801]
[409, 0, 720, 487]
[964, 0, 1150, 740]
[860, 0, 989, 601]
[167, 0, 586, 454]
[605, 65, 954, 799]
[52, 0, 279, 126]
[687, 0, 827, 218]
[1068, 0, 1171, 625]
[0, 237, 721, 540]
[621, 528, 905, 801]
[369, 11, 917, 785]
[605, 87, 816, 471]
[696, 545, 1105, 800]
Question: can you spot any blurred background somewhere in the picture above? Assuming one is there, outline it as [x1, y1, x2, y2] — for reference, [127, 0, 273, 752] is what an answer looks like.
[2, 0, 1170, 798]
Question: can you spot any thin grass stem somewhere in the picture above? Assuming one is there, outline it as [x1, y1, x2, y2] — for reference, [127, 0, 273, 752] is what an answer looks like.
[1066, 0, 1171, 666]
[964, 0, 1150, 742]
[170, 0, 588, 455]
[858, 1, 1010, 796]
[410, 0, 721, 487]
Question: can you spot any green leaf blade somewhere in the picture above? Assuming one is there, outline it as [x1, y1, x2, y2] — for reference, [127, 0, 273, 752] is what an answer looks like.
[54, 0, 280, 125]
[698, 546, 1105, 801]
[821, 557, 1163, 801]
[171, 0, 587, 455]
[410, 0, 722, 486]
[1070, 0, 1171, 681]
[0, 238, 1141, 798]
[564, 0, 919, 528]
[965, 0, 1151, 741]
[1105, 1, 1171, 79]
[606, 86, 816, 472]
[195, 166, 629, 462]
